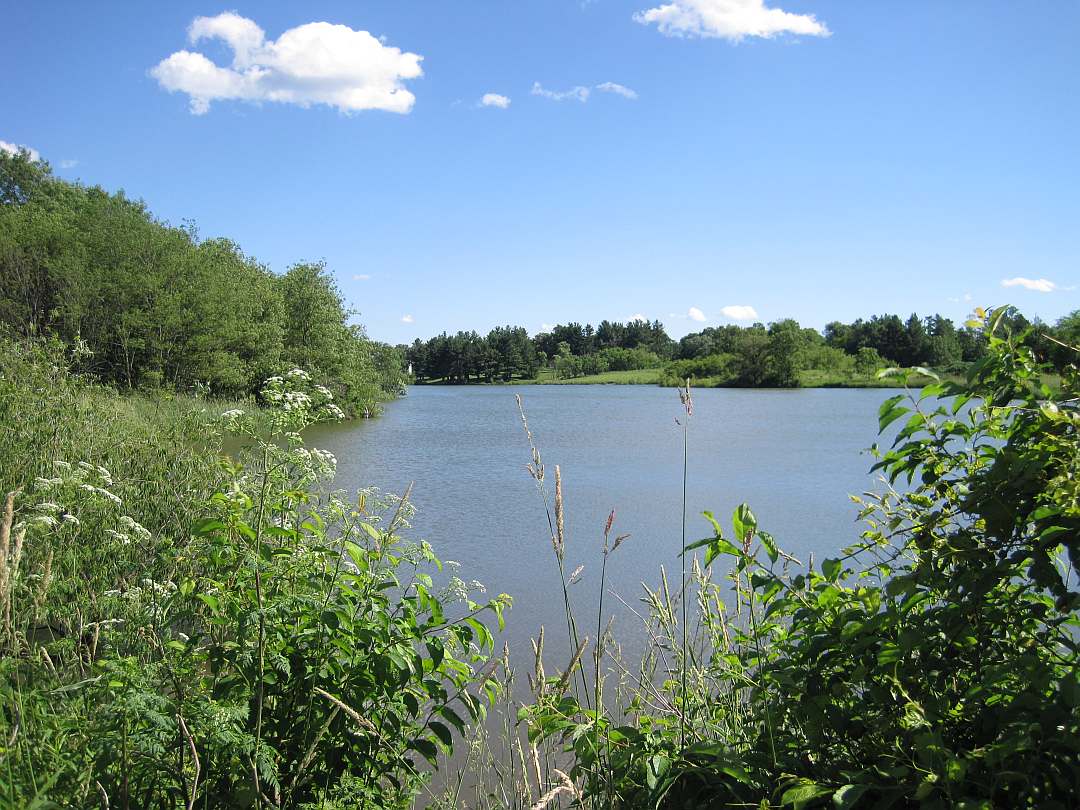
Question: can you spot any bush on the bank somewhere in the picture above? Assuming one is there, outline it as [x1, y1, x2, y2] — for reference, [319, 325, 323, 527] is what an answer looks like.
[0, 339, 507, 808]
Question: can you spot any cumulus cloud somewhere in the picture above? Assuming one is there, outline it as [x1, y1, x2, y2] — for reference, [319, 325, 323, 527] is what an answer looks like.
[634, 0, 830, 41]
[628, 313, 648, 322]
[151, 11, 424, 115]
[532, 81, 590, 103]
[480, 93, 511, 109]
[0, 140, 40, 161]
[1001, 277, 1062, 293]
[688, 306, 707, 322]
[58, 159, 78, 169]
[596, 82, 638, 99]
[401, 314, 415, 324]
[720, 304, 758, 321]
[541, 323, 555, 332]
[352, 273, 372, 281]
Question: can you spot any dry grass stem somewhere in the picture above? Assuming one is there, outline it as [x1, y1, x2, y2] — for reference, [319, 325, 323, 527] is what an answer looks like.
[313, 688, 378, 735]
[554, 636, 589, 694]
[529, 769, 577, 810]
[553, 466, 565, 562]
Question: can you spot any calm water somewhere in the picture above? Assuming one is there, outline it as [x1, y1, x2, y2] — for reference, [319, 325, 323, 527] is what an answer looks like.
[304, 384, 898, 669]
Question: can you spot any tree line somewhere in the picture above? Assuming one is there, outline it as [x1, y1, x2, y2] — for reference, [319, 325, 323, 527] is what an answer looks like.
[0, 150, 405, 414]
[406, 308, 1079, 387]
[404, 319, 673, 382]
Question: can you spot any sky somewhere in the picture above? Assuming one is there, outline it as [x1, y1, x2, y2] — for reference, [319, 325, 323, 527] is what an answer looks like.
[2, 0, 1078, 343]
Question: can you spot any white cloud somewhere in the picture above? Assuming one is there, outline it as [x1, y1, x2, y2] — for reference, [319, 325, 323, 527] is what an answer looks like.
[352, 273, 372, 281]
[634, 0, 830, 42]
[720, 304, 758, 321]
[688, 306, 707, 322]
[480, 93, 511, 109]
[541, 323, 554, 332]
[628, 313, 648, 322]
[58, 159, 78, 169]
[596, 82, 638, 100]
[151, 12, 424, 115]
[1001, 277, 1060, 293]
[0, 140, 40, 162]
[401, 314, 415, 323]
[532, 81, 590, 103]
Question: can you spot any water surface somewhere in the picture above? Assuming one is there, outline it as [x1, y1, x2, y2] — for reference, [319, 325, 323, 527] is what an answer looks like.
[305, 385, 897, 668]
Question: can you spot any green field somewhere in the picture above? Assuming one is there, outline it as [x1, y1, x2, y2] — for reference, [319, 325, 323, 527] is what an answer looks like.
[513, 367, 663, 385]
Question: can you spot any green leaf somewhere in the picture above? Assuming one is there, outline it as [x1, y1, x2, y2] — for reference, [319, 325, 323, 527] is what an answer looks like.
[409, 738, 438, 764]
[759, 530, 779, 564]
[429, 721, 454, 750]
[877, 401, 910, 433]
[832, 784, 868, 808]
[822, 558, 842, 581]
[438, 705, 467, 735]
[685, 535, 741, 566]
[702, 510, 724, 537]
[192, 518, 226, 537]
[781, 781, 834, 809]
[426, 638, 445, 669]
[343, 540, 366, 570]
[196, 593, 220, 611]
[733, 503, 757, 545]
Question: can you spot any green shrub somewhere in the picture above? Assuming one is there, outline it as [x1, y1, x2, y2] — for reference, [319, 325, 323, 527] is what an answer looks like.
[522, 307, 1079, 807]
[0, 342, 508, 808]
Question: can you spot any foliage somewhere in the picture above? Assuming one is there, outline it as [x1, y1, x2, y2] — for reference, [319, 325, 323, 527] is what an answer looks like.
[520, 306, 1079, 807]
[406, 321, 672, 384]
[0, 150, 405, 414]
[0, 338, 507, 808]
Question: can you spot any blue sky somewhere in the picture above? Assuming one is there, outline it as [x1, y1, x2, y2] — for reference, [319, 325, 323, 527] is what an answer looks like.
[3, 1, 1077, 343]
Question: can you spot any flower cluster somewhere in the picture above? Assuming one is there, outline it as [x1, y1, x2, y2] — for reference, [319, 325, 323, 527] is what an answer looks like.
[25, 459, 153, 547]
[288, 445, 337, 481]
[33, 460, 122, 508]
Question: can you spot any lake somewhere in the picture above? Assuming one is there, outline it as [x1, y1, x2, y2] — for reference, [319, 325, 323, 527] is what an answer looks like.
[304, 384, 899, 672]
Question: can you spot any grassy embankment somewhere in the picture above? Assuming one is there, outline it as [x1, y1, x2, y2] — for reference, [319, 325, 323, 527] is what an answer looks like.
[0, 337, 506, 809]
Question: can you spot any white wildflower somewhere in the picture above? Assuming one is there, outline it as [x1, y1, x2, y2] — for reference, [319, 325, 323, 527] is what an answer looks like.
[220, 409, 245, 420]
[286, 368, 310, 381]
[33, 514, 59, 528]
[282, 391, 312, 412]
[62, 514, 81, 527]
[35, 502, 62, 513]
[119, 515, 151, 541]
[34, 477, 62, 490]
[53, 460, 72, 471]
[96, 488, 123, 506]
[315, 384, 332, 398]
